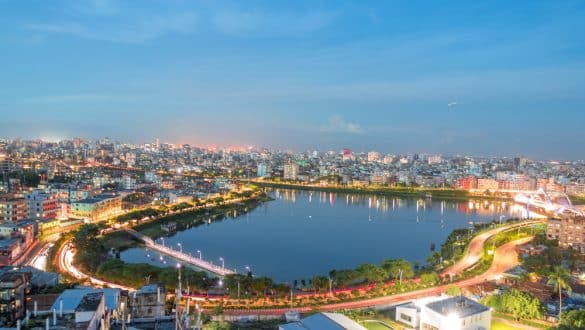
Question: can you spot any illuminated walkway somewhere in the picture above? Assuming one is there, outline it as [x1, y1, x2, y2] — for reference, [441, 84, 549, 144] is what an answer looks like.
[124, 229, 235, 276]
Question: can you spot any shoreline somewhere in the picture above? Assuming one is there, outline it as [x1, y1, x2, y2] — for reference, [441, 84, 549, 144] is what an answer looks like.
[248, 180, 513, 202]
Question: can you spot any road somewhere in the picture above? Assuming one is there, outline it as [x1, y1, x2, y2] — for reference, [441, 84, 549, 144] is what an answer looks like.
[441, 220, 542, 278]
[57, 239, 134, 291]
[223, 228, 536, 316]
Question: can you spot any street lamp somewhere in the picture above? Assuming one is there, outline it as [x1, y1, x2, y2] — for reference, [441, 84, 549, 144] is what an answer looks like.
[160, 237, 165, 247]
[197, 250, 202, 259]
[177, 243, 182, 253]
[219, 257, 224, 269]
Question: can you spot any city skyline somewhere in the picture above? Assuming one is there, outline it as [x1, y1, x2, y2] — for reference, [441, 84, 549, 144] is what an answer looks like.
[1, 1, 585, 159]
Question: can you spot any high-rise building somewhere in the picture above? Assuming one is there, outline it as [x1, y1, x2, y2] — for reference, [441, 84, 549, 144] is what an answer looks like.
[283, 162, 299, 181]
[257, 163, 268, 178]
[0, 196, 28, 222]
[427, 155, 443, 165]
[547, 216, 585, 253]
[342, 149, 354, 161]
[25, 190, 58, 220]
[367, 151, 380, 162]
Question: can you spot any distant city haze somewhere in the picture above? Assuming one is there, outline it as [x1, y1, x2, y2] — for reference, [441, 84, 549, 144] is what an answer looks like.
[1, 1, 584, 159]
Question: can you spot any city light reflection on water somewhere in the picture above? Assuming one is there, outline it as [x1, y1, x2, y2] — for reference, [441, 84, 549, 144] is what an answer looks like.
[122, 188, 523, 282]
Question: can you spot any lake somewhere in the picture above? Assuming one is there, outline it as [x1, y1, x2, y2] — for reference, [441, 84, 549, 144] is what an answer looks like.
[121, 189, 524, 282]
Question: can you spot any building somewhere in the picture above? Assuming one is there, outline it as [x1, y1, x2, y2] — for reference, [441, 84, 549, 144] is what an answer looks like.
[477, 178, 499, 191]
[70, 194, 122, 222]
[457, 177, 478, 190]
[25, 189, 59, 220]
[427, 155, 442, 165]
[396, 296, 491, 330]
[283, 162, 299, 181]
[0, 222, 36, 266]
[0, 271, 30, 327]
[421, 296, 491, 330]
[257, 163, 268, 178]
[0, 195, 28, 222]
[129, 284, 166, 319]
[546, 216, 585, 253]
[342, 149, 355, 161]
[367, 151, 380, 162]
[279, 312, 367, 330]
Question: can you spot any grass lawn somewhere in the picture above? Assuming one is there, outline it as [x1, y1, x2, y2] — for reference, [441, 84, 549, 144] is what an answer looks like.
[491, 320, 525, 330]
[362, 321, 393, 330]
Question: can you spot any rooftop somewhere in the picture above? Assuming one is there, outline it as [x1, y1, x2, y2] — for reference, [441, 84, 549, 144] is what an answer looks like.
[425, 296, 490, 318]
[52, 287, 121, 312]
[280, 312, 367, 330]
[76, 292, 103, 312]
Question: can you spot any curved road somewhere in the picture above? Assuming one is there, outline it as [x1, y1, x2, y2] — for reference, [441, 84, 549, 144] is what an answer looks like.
[223, 235, 533, 316]
[56, 220, 540, 312]
[57, 240, 134, 291]
[441, 220, 541, 278]
[223, 222, 540, 316]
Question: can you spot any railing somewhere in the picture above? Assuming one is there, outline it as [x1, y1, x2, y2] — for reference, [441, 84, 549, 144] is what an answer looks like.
[125, 229, 235, 276]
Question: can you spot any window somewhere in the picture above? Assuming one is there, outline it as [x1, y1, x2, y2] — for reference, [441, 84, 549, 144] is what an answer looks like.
[400, 313, 412, 322]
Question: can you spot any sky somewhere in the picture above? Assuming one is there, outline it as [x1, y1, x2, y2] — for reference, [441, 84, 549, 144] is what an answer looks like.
[1, 0, 584, 159]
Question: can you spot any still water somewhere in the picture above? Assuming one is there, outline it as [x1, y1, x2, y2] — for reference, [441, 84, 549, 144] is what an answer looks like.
[121, 189, 523, 282]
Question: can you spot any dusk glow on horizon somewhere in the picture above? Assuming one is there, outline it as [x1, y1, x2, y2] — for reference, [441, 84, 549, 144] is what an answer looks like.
[1, 1, 584, 159]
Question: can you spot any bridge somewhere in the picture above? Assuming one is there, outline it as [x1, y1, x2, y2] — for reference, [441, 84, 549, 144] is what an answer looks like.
[124, 229, 236, 277]
[514, 188, 584, 217]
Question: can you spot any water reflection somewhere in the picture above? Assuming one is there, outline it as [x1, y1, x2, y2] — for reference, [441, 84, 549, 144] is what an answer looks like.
[122, 188, 522, 282]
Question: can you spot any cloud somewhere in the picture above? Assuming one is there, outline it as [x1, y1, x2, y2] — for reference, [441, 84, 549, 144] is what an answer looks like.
[321, 115, 362, 134]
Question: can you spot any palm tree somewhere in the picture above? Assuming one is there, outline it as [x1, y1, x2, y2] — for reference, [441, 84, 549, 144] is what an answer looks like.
[547, 266, 572, 319]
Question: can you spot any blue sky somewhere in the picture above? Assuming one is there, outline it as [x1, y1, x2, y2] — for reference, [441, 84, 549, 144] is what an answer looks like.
[1, 0, 584, 159]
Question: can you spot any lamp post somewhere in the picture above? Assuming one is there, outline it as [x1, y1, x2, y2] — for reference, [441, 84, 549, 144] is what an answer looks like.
[177, 243, 182, 254]
[160, 237, 165, 247]
[219, 257, 224, 269]
[175, 263, 182, 330]
[197, 250, 202, 259]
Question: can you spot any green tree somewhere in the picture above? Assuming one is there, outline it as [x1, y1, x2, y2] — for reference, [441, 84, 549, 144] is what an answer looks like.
[356, 264, 387, 283]
[381, 259, 414, 283]
[73, 224, 106, 272]
[547, 266, 572, 319]
[420, 272, 440, 286]
[444, 284, 461, 296]
[559, 310, 585, 330]
[484, 289, 543, 320]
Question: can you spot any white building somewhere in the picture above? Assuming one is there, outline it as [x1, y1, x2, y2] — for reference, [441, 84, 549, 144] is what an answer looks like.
[284, 162, 299, 181]
[396, 296, 491, 330]
[367, 151, 381, 162]
[257, 163, 268, 178]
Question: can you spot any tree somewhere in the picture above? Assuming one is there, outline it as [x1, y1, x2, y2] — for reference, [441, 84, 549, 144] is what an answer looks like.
[311, 276, 329, 293]
[381, 259, 414, 283]
[547, 266, 572, 319]
[420, 272, 440, 286]
[356, 264, 387, 283]
[484, 289, 543, 320]
[445, 284, 461, 296]
[559, 310, 585, 330]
